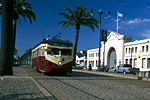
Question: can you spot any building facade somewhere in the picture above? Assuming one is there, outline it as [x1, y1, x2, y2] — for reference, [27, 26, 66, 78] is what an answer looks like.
[87, 31, 150, 72]
[124, 39, 150, 72]
[76, 50, 87, 66]
[87, 48, 99, 69]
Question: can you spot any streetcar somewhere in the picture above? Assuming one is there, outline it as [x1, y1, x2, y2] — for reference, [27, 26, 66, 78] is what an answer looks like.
[31, 36, 73, 74]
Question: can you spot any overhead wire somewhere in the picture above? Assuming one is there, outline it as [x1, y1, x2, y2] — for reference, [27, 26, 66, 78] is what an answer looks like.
[16, 0, 68, 50]
[106, 0, 126, 11]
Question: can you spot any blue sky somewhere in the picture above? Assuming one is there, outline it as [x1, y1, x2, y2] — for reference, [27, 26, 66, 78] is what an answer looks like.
[0, 0, 150, 56]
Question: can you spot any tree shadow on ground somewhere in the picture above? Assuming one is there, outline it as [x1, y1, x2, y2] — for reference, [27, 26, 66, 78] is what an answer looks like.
[0, 93, 47, 100]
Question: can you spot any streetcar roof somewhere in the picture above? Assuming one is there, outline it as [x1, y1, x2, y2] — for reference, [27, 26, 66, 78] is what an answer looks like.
[41, 39, 73, 45]
[33, 39, 73, 49]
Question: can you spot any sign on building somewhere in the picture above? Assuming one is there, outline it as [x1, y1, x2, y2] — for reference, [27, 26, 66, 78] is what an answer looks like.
[101, 29, 107, 42]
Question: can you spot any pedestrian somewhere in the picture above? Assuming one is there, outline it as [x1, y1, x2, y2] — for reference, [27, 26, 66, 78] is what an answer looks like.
[88, 64, 92, 71]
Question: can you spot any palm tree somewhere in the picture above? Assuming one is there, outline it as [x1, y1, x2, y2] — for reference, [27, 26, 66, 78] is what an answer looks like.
[58, 5, 99, 66]
[19, 51, 27, 64]
[12, 0, 35, 62]
[19, 53, 25, 64]
[25, 48, 32, 64]
[19, 48, 32, 65]
[0, 0, 14, 75]
[0, 0, 36, 62]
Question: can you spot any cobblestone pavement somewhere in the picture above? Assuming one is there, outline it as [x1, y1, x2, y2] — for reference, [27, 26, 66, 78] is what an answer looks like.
[22, 66, 150, 100]
[0, 67, 48, 100]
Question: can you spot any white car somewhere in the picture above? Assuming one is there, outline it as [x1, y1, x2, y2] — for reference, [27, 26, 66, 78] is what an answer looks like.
[76, 64, 85, 69]
[108, 67, 115, 73]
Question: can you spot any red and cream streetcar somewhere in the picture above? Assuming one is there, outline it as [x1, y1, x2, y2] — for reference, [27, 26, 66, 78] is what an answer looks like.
[32, 37, 73, 73]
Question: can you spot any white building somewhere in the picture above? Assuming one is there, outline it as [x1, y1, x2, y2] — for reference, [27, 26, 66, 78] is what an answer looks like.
[124, 39, 150, 72]
[87, 48, 99, 69]
[76, 50, 87, 66]
[87, 31, 150, 74]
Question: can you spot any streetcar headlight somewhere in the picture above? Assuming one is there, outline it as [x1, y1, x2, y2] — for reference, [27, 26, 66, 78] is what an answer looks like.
[58, 61, 62, 65]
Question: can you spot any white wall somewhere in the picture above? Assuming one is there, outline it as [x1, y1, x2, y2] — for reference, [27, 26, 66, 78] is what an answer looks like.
[124, 39, 150, 71]
[87, 48, 99, 69]
[104, 31, 132, 67]
[87, 31, 150, 72]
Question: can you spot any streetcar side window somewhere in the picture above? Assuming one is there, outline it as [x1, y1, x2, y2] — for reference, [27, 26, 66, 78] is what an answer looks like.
[47, 47, 59, 55]
[35, 50, 37, 57]
[33, 51, 35, 57]
[37, 49, 39, 56]
[32, 51, 35, 57]
[61, 49, 72, 56]
[34, 51, 36, 57]
[41, 47, 45, 56]
[32, 52, 34, 57]
[39, 48, 42, 56]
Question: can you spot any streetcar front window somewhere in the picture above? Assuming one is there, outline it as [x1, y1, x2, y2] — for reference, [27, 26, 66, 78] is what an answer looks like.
[61, 49, 72, 56]
[47, 48, 59, 55]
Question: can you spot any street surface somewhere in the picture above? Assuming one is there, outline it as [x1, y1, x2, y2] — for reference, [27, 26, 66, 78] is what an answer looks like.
[22, 66, 150, 100]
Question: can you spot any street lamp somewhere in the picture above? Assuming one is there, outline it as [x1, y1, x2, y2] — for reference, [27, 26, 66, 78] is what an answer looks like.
[91, 9, 110, 71]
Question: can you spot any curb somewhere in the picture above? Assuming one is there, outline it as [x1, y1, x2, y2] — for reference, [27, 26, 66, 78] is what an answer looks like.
[73, 69, 150, 82]
[21, 68, 57, 100]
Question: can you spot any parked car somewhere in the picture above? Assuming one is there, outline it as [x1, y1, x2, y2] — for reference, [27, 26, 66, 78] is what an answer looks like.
[13, 60, 20, 67]
[130, 67, 140, 75]
[103, 67, 109, 72]
[108, 67, 115, 73]
[76, 64, 85, 69]
[114, 64, 139, 75]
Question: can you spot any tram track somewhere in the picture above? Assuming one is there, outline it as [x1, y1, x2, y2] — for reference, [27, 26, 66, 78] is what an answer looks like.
[50, 76, 103, 100]
[22, 67, 103, 100]
[21, 66, 150, 100]
[65, 77, 149, 100]
[21, 67, 58, 100]
[50, 76, 149, 100]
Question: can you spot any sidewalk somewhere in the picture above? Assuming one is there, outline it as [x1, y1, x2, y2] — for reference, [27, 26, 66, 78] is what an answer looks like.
[1, 67, 149, 100]
[73, 68, 150, 82]
[0, 66, 55, 100]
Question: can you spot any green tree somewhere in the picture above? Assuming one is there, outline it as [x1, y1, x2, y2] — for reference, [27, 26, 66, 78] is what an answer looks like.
[12, 0, 36, 53]
[0, 0, 36, 62]
[58, 5, 99, 66]
[25, 48, 32, 64]
[0, 0, 14, 75]
[19, 52, 27, 64]
[19, 48, 32, 65]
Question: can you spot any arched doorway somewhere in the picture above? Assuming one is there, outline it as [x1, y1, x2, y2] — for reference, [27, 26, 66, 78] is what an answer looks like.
[107, 47, 117, 68]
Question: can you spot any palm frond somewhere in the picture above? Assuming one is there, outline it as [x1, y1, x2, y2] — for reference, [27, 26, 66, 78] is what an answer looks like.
[23, 2, 31, 7]
[64, 7, 74, 16]
[59, 5, 99, 31]
[84, 24, 95, 31]
[58, 20, 75, 29]
[13, 0, 35, 23]
[20, 9, 36, 23]
[80, 18, 99, 31]
[59, 12, 74, 21]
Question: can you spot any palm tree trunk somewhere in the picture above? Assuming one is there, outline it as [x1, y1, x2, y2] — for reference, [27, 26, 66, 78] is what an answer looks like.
[29, 54, 31, 64]
[12, 19, 17, 62]
[0, 0, 13, 75]
[73, 26, 80, 66]
[27, 56, 28, 65]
